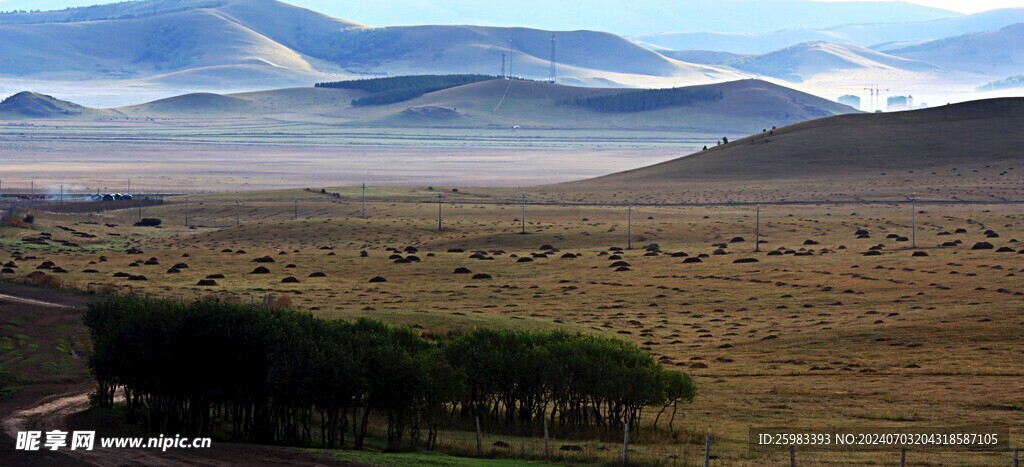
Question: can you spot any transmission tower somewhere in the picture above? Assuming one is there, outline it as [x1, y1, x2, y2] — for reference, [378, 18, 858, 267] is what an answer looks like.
[506, 36, 515, 80]
[549, 33, 557, 84]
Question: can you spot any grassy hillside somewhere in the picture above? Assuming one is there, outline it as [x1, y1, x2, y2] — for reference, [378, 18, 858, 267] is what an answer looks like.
[979, 74, 1024, 91]
[0, 0, 741, 89]
[551, 98, 1024, 202]
[728, 42, 936, 82]
[110, 78, 855, 132]
[0, 91, 121, 118]
[886, 23, 1024, 76]
[0, 2, 326, 87]
[271, 0, 957, 36]
[316, 75, 502, 106]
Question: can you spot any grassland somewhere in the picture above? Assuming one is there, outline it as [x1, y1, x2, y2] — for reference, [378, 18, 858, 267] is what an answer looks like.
[3, 189, 1022, 465]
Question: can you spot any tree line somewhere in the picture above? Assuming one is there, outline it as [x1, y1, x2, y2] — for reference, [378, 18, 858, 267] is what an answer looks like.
[86, 296, 695, 451]
[562, 87, 724, 113]
[314, 75, 499, 107]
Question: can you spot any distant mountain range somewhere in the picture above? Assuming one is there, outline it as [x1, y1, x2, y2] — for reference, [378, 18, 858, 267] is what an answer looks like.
[0, 0, 960, 36]
[634, 9, 1024, 54]
[653, 23, 1024, 87]
[980, 74, 1024, 91]
[880, 24, 1024, 77]
[1, 0, 1021, 108]
[663, 42, 936, 83]
[0, 0, 740, 89]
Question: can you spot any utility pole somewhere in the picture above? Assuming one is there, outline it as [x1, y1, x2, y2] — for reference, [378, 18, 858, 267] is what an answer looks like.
[627, 204, 633, 250]
[911, 193, 917, 249]
[235, 201, 240, 227]
[755, 204, 761, 252]
[127, 177, 131, 194]
[184, 197, 190, 226]
[294, 199, 298, 220]
[437, 193, 443, 232]
[521, 193, 527, 234]
[361, 182, 366, 219]
[59, 184, 64, 211]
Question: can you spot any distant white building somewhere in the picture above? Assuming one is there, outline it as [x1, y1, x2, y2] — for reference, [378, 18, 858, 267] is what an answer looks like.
[838, 95, 861, 110]
[887, 95, 914, 111]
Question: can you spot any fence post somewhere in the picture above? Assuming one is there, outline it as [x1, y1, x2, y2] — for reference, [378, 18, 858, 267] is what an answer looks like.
[474, 415, 483, 456]
[543, 417, 551, 460]
[704, 434, 711, 467]
[623, 422, 630, 465]
[900, 448, 906, 467]
[789, 445, 796, 467]
[1013, 449, 1018, 467]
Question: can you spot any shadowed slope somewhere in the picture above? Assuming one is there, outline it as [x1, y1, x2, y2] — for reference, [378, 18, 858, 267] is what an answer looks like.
[547, 98, 1024, 202]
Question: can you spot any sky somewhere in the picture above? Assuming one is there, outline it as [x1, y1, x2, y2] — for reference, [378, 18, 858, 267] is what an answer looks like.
[3, 0, 1024, 14]
[818, 0, 1024, 13]
[2, 0, 1024, 14]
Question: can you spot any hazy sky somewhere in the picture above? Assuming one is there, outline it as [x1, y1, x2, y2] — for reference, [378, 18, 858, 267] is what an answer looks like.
[2, 0, 1024, 15]
[820, 0, 1024, 13]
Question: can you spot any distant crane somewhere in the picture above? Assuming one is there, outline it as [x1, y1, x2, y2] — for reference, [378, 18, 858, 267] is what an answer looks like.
[863, 84, 889, 111]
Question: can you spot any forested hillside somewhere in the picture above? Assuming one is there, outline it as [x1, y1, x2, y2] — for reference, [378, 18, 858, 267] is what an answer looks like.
[562, 86, 724, 112]
[316, 74, 501, 106]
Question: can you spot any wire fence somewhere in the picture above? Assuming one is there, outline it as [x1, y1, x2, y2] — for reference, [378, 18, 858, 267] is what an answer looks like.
[17, 193, 1024, 251]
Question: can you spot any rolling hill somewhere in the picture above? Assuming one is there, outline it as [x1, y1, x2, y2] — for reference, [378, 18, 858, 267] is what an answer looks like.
[0, 91, 122, 118]
[726, 42, 937, 82]
[555, 98, 1024, 201]
[0, 0, 959, 36]
[0, 0, 740, 89]
[658, 51, 748, 66]
[0, 0, 352, 86]
[979, 74, 1024, 91]
[658, 42, 937, 84]
[110, 78, 857, 133]
[884, 24, 1024, 77]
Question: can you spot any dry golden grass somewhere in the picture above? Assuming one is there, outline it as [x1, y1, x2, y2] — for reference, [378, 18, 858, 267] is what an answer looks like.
[2, 193, 1022, 465]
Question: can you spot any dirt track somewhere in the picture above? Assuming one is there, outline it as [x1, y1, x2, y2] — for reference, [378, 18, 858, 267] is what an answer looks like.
[3, 390, 349, 466]
[0, 285, 358, 466]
